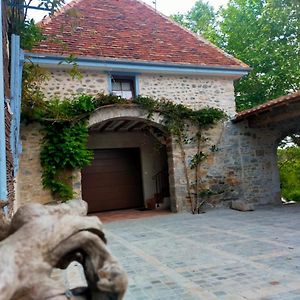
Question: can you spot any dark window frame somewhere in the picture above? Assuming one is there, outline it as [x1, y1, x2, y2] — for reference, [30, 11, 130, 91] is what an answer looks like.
[111, 75, 136, 99]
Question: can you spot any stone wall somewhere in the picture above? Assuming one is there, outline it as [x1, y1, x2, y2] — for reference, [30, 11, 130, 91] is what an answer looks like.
[168, 121, 244, 211]
[139, 74, 236, 116]
[39, 68, 236, 116]
[230, 110, 300, 206]
[166, 111, 300, 211]
[17, 124, 52, 207]
[17, 123, 83, 207]
[40, 69, 108, 99]
[18, 108, 296, 211]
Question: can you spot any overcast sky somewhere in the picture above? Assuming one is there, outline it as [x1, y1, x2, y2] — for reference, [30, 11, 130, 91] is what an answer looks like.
[143, 0, 228, 15]
[28, 0, 228, 21]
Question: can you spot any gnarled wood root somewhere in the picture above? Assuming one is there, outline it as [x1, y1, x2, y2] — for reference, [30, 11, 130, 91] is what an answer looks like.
[0, 200, 128, 300]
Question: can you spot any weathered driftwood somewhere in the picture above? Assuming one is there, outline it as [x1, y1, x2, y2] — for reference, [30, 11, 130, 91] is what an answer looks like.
[0, 200, 128, 300]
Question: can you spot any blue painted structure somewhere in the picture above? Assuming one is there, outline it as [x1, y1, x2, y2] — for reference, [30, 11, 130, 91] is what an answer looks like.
[10, 35, 24, 176]
[0, 0, 7, 203]
[25, 53, 250, 78]
[135, 75, 140, 97]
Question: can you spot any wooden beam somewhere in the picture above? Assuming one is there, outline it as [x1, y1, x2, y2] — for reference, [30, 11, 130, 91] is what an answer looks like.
[126, 121, 141, 131]
[133, 123, 148, 131]
[114, 120, 130, 132]
[98, 120, 114, 132]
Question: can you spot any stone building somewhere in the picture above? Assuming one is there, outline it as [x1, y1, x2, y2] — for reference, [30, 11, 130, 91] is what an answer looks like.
[18, 0, 295, 213]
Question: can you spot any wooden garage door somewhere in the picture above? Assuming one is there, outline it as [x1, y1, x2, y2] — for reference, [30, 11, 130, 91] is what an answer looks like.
[81, 148, 144, 213]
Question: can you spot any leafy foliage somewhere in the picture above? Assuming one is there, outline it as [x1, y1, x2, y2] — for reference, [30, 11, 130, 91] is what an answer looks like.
[279, 134, 300, 149]
[170, 0, 220, 44]
[22, 0, 66, 18]
[190, 151, 207, 169]
[134, 96, 225, 137]
[171, 0, 300, 111]
[278, 146, 300, 202]
[19, 19, 44, 50]
[9, 0, 66, 49]
[218, 0, 300, 110]
[41, 121, 93, 200]
[23, 93, 96, 200]
[21, 63, 48, 122]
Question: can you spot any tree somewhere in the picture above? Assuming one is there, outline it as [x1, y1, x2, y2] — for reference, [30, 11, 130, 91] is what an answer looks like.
[279, 134, 300, 148]
[219, 0, 300, 110]
[170, 1, 220, 44]
[9, 0, 66, 49]
[171, 0, 300, 111]
[278, 146, 300, 201]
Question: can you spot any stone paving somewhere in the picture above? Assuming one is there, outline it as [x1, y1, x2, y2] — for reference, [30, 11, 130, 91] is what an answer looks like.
[104, 204, 300, 300]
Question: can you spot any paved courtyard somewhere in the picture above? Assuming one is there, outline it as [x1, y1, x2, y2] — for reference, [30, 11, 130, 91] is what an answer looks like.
[104, 204, 300, 300]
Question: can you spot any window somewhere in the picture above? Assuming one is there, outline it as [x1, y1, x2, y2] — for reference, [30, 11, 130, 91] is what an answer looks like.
[111, 75, 136, 99]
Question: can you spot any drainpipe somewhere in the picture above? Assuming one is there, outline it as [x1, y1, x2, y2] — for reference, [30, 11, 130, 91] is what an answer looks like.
[0, 0, 8, 205]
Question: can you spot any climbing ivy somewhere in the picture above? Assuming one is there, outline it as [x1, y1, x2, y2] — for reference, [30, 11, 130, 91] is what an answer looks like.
[40, 121, 92, 200]
[22, 64, 225, 206]
[134, 97, 225, 213]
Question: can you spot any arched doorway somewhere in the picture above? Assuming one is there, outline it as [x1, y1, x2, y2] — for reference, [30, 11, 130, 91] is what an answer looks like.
[277, 134, 300, 204]
[81, 105, 173, 213]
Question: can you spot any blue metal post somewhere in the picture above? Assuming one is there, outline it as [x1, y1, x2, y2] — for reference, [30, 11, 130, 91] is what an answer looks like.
[10, 34, 24, 176]
[0, 0, 8, 202]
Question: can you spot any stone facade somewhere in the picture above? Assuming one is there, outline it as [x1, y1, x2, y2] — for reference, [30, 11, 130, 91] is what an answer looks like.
[229, 107, 300, 206]
[18, 66, 295, 211]
[139, 74, 236, 116]
[17, 123, 52, 206]
[40, 69, 235, 116]
[40, 69, 108, 99]
[17, 123, 82, 207]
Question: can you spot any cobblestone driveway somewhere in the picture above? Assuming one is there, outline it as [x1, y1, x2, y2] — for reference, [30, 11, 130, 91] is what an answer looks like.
[104, 205, 300, 300]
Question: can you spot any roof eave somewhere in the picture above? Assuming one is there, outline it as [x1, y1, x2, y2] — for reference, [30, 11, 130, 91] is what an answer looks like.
[25, 52, 251, 79]
[233, 91, 300, 123]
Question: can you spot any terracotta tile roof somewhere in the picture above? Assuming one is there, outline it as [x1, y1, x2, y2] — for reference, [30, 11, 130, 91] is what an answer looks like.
[234, 91, 300, 122]
[31, 0, 248, 68]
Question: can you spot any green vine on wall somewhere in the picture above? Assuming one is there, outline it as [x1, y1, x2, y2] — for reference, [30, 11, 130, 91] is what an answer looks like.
[40, 121, 92, 200]
[22, 63, 225, 207]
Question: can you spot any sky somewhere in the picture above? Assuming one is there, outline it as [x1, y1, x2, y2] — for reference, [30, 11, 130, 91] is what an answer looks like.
[28, 0, 229, 21]
[143, 0, 228, 15]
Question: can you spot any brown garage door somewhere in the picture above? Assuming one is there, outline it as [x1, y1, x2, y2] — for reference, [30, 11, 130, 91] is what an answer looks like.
[81, 148, 144, 213]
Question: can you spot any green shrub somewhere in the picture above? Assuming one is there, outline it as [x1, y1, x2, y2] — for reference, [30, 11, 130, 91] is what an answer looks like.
[283, 190, 300, 202]
[278, 146, 300, 202]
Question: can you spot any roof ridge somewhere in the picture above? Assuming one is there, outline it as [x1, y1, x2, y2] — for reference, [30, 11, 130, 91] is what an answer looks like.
[135, 0, 248, 68]
[38, 0, 85, 26]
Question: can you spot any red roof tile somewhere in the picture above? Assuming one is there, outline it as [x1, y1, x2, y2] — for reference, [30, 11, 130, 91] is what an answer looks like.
[32, 0, 248, 68]
[234, 91, 300, 122]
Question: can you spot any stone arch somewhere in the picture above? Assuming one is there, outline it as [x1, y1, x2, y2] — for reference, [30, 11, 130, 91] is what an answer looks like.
[88, 104, 166, 131]
[85, 104, 180, 213]
[273, 125, 300, 150]
[234, 106, 300, 206]
[268, 119, 300, 204]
